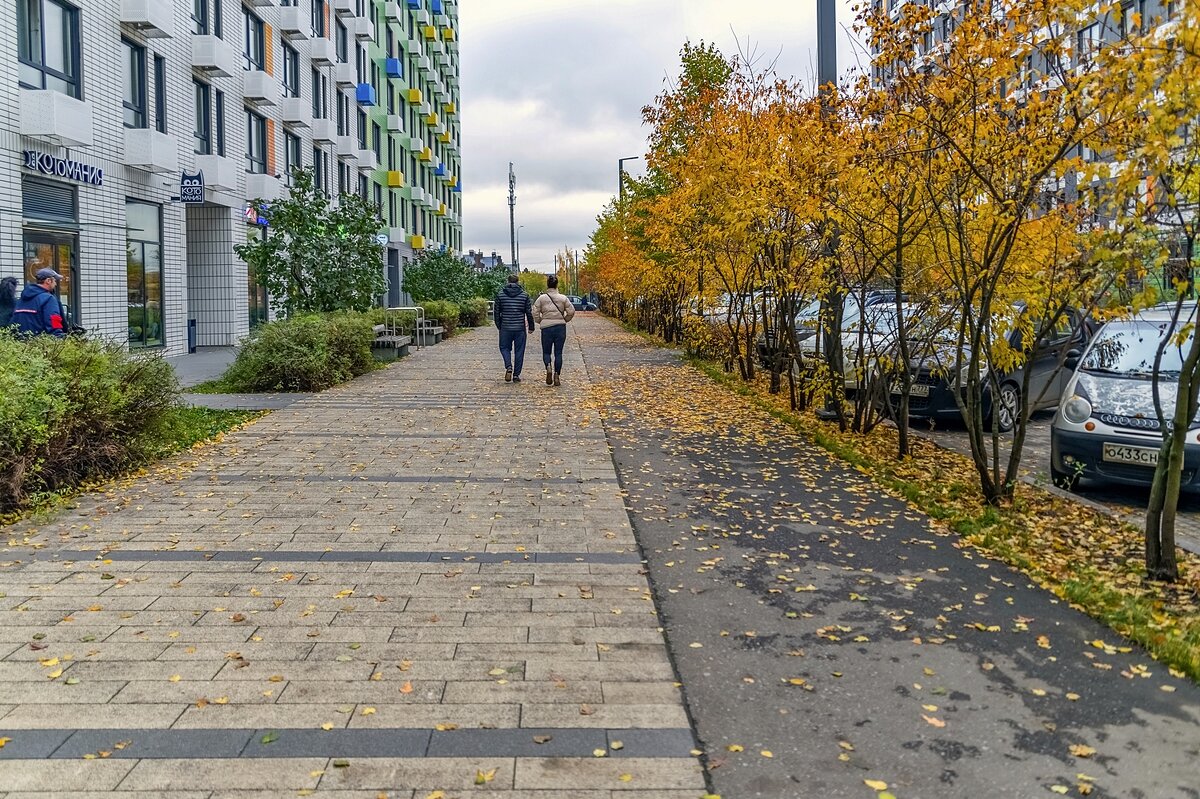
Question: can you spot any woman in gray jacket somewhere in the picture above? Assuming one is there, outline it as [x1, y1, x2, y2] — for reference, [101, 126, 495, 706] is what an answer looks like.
[532, 276, 576, 386]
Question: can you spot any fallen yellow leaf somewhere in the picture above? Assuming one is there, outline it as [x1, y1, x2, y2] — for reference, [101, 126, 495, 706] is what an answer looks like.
[864, 779, 889, 791]
[361, 707, 377, 716]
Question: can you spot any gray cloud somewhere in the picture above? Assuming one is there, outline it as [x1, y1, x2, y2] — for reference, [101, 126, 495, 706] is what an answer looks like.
[459, 1, 860, 272]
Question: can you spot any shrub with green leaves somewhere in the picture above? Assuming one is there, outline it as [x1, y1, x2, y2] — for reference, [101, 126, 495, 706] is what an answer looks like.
[223, 313, 376, 392]
[419, 300, 460, 337]
[0, 332, 179, 512]
[458, 298, 490, 328]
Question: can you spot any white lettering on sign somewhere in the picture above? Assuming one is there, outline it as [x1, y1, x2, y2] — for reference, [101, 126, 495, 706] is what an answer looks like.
[22, 150, 104, 186]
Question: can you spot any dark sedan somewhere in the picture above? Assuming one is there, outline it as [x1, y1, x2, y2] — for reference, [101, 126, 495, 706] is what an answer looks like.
[897, 310, 1093, 432]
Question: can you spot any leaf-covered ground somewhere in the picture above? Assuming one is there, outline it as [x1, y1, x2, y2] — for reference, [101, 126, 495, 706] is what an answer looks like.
[579, 318, 1200, 799]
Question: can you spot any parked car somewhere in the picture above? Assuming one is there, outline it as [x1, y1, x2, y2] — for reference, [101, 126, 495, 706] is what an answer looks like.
[757, 289, 902, 368]
[1050, 303, 1199, 490]
[567, 295, 597, 312]
[898, 306, 1093, 432]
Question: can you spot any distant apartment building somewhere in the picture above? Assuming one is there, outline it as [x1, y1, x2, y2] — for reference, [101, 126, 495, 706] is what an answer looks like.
[463, 249, 506, 273]
[4, 0, 461, 354]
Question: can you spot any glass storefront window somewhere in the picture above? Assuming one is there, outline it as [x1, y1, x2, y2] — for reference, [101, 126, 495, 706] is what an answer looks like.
[126, 200, 164, 348]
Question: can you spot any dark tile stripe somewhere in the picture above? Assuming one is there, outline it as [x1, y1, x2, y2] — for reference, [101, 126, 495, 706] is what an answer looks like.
[0, 728, 696, 760]
[55, 550, 643, 565]
[211, 474, 615, 484]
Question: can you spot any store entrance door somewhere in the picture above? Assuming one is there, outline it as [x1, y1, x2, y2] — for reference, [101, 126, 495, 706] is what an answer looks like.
[23, 231, 79, 327]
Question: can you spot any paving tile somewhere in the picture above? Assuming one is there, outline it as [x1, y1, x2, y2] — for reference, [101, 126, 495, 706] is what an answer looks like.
[0, 730, 73, 759]
[118, 757, 327, 790]
[426, 728, 605, 758]
[0, 704, 185, 729]
[53, 729, 253, 759]
[0, 760, 135, 791]
[238, 728, 430, 758]
[513, 757, 705, 790]
[316, 757, 516, 791]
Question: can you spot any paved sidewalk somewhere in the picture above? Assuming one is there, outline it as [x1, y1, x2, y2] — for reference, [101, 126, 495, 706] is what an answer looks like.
[0, 327, 706, 797]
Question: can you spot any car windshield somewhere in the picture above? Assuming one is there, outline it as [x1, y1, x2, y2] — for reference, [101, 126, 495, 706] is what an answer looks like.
[1082, 320, 1192, 377]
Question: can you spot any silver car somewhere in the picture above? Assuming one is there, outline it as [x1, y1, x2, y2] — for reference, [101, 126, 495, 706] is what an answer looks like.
[1050, 303, 1200, 490]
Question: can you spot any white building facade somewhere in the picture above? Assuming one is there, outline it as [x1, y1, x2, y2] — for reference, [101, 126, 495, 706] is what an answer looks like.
[3, 0, 462, 354]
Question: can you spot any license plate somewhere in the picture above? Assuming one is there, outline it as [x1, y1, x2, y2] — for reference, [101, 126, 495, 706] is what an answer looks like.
[1102, 443, 1159, 467]
[892, 383, 930, 397]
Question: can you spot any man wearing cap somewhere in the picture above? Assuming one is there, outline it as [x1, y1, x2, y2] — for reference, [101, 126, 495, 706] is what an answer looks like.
[12, 268, 67, 338]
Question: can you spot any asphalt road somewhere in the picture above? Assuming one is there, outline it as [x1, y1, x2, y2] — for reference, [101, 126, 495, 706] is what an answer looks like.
[580, 320, 1200, 799]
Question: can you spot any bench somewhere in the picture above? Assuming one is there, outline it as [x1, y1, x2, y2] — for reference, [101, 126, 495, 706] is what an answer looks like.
[371, 323, 412, 361]
[417, 319, 445, 345]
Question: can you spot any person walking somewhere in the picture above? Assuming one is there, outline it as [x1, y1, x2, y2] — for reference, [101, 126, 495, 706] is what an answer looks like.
[532, 275, 575, 387]
[494, 273, 534, 382]
[12, 268, 66, 338]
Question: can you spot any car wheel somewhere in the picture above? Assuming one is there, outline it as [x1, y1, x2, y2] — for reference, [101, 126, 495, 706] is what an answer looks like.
[995, 382, 1020, 433]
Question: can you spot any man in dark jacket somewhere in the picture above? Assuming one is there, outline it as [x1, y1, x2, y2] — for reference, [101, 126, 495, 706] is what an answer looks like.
[494, 274, 534, 382]
[12, 268, 67, 338]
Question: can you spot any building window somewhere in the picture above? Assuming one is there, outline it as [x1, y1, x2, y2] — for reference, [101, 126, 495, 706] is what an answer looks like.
[153, 55, 167, 133]
[389, 192, 396, 226]
[373, 183, 383, 214]
[372, 121, 382, 160]
[358, 174, 369, 201]
[194, 79, 211, 154]
[311, 68, 328, 119]
[18, 0, 80, 98]
[284, 131, 302, 184]
[243, 7, 265, 71]
[357, 109, 367, 149]
[193, 0, 222, 37]
[126, 200, 164, 349]
[312, 0, 327, 37]
[338, 160, 350, 195]
[122, 39, 147, 128]
[337, 92, 349, 135]
[246, 108, 267, 173]
[336, 19, 348, 62]
[282, 42, 300, 97]
[193, 0, 208, 34]
[313, 146, 325, 192]
[215, 90, 226, 156]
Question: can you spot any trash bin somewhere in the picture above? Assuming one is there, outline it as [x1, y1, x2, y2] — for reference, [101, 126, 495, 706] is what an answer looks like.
[187, 319, 197, 354]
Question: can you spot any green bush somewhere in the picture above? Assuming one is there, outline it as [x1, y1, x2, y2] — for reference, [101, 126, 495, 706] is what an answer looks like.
[420, 300, 460, 337]
[223, 313, 376, 392]
[0, 331, 179, 512]
[458, 298, 490, 327]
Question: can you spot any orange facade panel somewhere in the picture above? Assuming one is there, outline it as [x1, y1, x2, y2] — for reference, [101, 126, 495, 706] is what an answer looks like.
[264, 24, 275, 75]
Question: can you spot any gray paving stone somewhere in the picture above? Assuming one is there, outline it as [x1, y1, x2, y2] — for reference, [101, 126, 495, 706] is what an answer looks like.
[118, 757, 327, 790]
[0, 704, 185, 729]
[0, 730, 72, 759]
[426, 728, 605, 758]
[513, 757, 705, 791]
[316, 757, 516, 791]
[239, 728, 430, 758]
[53, 729, 253, 759]
[0, 760, 135, 791]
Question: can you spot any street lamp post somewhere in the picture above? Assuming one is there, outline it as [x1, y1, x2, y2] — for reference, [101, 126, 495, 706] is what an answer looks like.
[618, 156, 640, 201]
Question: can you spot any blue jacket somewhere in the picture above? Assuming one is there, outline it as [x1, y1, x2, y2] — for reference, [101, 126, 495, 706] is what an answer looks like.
[12, 283, 66, 338]
[494, 283, 533, 332]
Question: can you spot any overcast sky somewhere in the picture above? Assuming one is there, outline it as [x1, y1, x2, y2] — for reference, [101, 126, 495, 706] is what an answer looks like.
[458, 0, 862, 275]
